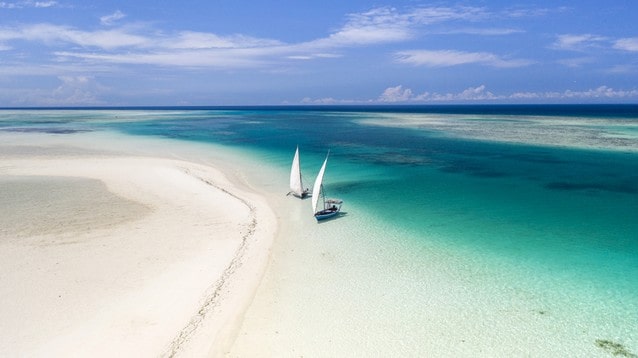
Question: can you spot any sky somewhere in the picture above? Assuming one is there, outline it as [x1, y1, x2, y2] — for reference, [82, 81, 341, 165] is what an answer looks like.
[1, 0, 637, 106]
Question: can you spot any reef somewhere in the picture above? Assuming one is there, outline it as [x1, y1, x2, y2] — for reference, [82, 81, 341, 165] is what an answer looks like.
[596, 339, 637, 357]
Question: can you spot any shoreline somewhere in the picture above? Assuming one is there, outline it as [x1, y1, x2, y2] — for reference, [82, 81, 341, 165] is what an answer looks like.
[0, 132, 277, 356]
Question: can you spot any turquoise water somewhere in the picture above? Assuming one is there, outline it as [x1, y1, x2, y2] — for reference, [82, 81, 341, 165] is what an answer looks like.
[2, 105, 637, 354]
[104, 106, 638, 274]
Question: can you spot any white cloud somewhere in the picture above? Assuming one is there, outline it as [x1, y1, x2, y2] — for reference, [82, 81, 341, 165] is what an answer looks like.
[308, 5, 489, 48]
[378, 85, 414, 102]
[0, 0, 57, 8]
[376, 84, 497, 103]
[301, 97, 358, 104]
[166, 31, 282, 49]
[457, 85, 497, 100]
[410, 6, 488, 23]
[100, 10, 126, 26]
[288, 53, 341, 60]
[614, 37, 638, 52]
[0, 23, 149, 49]
[316, 7, 413, 46]
[552, 34, 607, 51]
[12, 76, 108, 106]
[439, 27, 523, 36]
[551, 34, 638, 55]
[425, 85, 497, 101]
[286, 55, 313, 60]
[52, 76, 97, 103]
[326, 25, 410, 46]
[562, 86, 638, 99]
[34, 1, 56, 7]
[55, 49, 267, 68]
[0, 24, 282, 52]
[395, 50, 531, 68]
[508, 91, 541, 99]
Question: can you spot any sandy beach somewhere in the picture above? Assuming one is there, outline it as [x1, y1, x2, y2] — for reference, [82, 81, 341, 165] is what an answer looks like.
[0, 132, 277, 357]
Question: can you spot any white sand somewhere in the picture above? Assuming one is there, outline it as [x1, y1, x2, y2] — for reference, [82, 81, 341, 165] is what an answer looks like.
[0, 133, 277, 357]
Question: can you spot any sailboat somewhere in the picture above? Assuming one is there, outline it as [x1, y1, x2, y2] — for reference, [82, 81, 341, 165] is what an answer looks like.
[289, 146, 309, 198]
[312, 152, 343, 221]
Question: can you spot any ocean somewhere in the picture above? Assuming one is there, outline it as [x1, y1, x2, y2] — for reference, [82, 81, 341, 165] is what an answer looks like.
[1, 105, 637, 356]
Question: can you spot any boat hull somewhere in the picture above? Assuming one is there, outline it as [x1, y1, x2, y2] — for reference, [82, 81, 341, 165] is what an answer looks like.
[314, 208, 340, 221]
[290, 191, 309, 199]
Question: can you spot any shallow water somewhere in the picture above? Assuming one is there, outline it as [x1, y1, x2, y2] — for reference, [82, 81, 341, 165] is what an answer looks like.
[2, 105, 637, 356]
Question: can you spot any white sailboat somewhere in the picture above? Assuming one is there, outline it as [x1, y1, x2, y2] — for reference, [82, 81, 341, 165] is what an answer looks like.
[312, 152, 343, 221]
[289, 146, 309, 198]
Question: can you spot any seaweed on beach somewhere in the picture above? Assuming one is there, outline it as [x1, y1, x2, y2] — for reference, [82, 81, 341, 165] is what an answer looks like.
[595, 339, 637, 357]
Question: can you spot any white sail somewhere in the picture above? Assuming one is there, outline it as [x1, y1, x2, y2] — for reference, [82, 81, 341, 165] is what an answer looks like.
[289, 146, 304, 197]
[312, 154, 328, 213]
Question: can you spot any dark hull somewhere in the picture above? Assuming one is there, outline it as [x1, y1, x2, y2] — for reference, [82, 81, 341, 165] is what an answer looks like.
[314, 208, 339, 221]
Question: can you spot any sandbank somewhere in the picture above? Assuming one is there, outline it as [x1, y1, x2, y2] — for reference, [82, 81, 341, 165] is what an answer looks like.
[0, 132, 277, 357]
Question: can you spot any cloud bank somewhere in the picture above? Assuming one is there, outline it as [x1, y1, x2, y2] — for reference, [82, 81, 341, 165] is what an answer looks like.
[300, 85, 638, 105]
[376, 85, 638, 103]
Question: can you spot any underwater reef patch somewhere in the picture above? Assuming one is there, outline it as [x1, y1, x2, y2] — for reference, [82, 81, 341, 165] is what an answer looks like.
[595, 339, 637, 357]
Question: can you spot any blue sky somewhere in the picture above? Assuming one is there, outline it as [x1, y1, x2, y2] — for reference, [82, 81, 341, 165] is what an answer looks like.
[1, 1, 637, 106]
